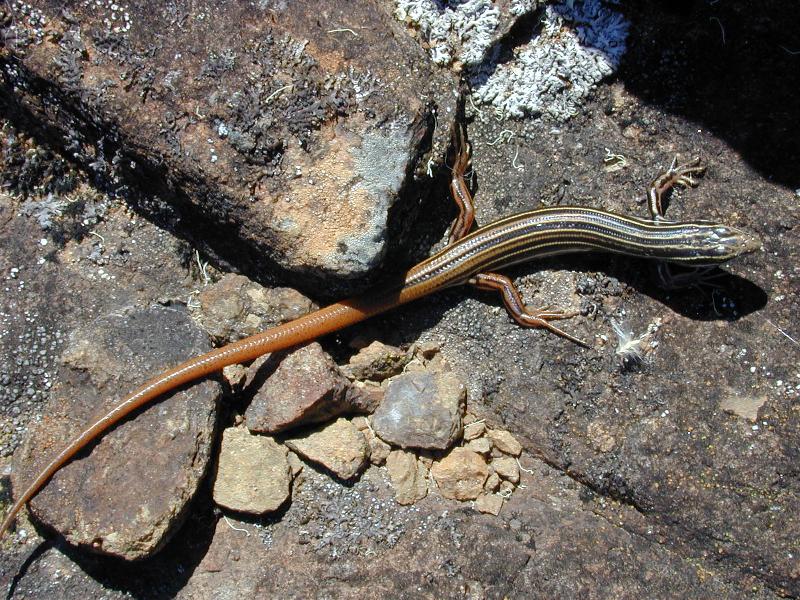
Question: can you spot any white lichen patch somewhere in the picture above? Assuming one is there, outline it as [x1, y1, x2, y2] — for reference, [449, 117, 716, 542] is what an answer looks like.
[394, 0, 501, 66]
[471, 0, 629, 120]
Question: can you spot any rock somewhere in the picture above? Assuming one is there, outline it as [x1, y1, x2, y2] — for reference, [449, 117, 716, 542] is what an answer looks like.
[222, 364, 248, 391]
[466, 437, 492, 456]
[475, 493, 504, 516]
[484, 473, 502, 493]
[463, 421, 486, 441]
[368, 436, 392, 466]
[415, 341, 440, 360]
[486, 429, 523, 457]
[285, 418, 368, 480]
[371, 371, 466, 450]
[12, 306, 220, 559]
[385, 450, 428, 505]
[286, 452, 305, 478]
[340, 341, 410, 382]
[213, 427, 291, 515]
[196, 274, 314, 344]
[431, 448, 488, 501]
[245, 343, 372, 434]
[1, 1, 457, 285]
[491, 456, 520, 485]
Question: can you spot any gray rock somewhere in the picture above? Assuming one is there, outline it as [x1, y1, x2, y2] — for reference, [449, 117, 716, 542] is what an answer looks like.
[371, 371, 466, 450]
[285, 418, 368, 480]
[213, 427, 291, 515]
[12, 306, 220, 559]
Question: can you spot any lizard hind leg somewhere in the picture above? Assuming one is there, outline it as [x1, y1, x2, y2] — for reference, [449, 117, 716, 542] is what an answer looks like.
[470, 272, 589, 347]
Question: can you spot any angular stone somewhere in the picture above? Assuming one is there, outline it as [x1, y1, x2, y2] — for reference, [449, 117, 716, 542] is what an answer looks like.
[463, 420, 486, 441]
[466, 437, 492, 456]
[12, 306, 220, 559]
[386, 450, 428, 505]
[484, 472, 502, 493]
[487, 429, 523, 457]
[1, 1, 457, 284]
[371, 371, 466, 450]
[340, 341, 410, 382]
[491, 456, 520, 485]
[285, 418, 368, 480]
[475, 493, 504, 516]
[245, 343, 370, 434]
[431, 448, 488, 501]
[195, 274, 314, 344]
[368, 436, 392, 466]
[213, 427, 291, 515]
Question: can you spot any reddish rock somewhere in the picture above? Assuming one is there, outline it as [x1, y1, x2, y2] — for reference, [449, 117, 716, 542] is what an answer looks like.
[245, 342, 375, 434]
[0, 0, 458, 285]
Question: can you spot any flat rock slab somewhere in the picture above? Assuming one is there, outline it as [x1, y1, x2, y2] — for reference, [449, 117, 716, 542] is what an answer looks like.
[0, 0, 458, 283]
[212, 426, 291, 515]
[12, 305, 220, 559]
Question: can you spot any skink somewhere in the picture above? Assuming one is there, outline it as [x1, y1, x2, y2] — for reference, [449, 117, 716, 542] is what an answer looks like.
[0, 128, 760, 539]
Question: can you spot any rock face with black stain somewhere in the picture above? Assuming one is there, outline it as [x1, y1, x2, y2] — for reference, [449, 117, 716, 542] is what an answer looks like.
[11, 305, 221, 559]
[0, 1, 458, 288]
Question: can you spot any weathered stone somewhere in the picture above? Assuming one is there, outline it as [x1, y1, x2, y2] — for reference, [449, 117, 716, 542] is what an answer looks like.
[213, 427, 291, 515]
[287, 451, 305, 477]
[195, 274, 314, 344]
[371, 371, 466, 450]
[368, 436, 392, 466]
[285, 418, 368, 480]
[340, 341, 410, 382]
[222, 363, 248, 391]
[431, 448, 488, 501]
[415, 341, 440, 360]
[484, 472, 502, 493]
[486, 429, 523, 457]
[12, 306, 220, 559]
[491, 456, 520, 485]
[475, 493, 504, 516]
[463, 420, 486, 441]
[385, 450, 428, 505]
[245, 343, 369, 434]
[0, 1, 457, 286]
[466, 437, 492, 456]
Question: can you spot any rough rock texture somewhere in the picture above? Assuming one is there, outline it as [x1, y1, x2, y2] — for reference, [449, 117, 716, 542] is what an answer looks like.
[245, 342, 374, 434]
[385, 449, 428, 505]
[430, 447, 489, 501]
[1, 1, 799, 597]
[491, 456, 520, 484]
[195, 274, 314, 344]
[371, 370, 466, 450]
[474, 493, 504, 516]
[11, 306, 220, 559]
[0, 0, 458, 287]
[212, 427, 291, 515]
[486, 428, 523, 457]
[284, 418, 368, 481]
[339, 341, 410, 381]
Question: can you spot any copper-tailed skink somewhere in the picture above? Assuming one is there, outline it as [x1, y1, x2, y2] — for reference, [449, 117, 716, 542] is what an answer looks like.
[0, 128, 761, 539]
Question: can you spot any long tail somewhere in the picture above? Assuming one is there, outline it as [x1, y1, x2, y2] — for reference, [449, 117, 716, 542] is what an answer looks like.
[0, 299, 385, 538]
